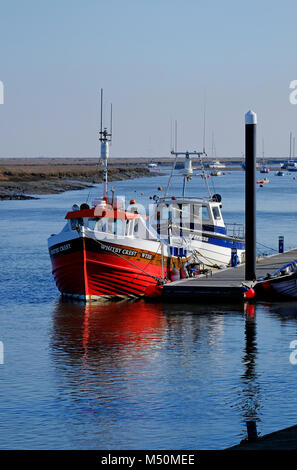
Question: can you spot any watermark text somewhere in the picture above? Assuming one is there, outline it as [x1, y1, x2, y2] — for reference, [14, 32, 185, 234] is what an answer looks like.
[289, 80, 297, 104]
[0, 81, 3, 104]
[0, 341, 3, 364]
[289, 339, 297, 364]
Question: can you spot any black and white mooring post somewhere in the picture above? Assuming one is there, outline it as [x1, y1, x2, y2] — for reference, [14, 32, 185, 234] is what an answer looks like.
[245, 110, 257, 281]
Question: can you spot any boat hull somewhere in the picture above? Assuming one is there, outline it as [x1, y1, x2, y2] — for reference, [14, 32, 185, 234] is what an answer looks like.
[255, 272, 297, 299]
[49, 235, 175, 300]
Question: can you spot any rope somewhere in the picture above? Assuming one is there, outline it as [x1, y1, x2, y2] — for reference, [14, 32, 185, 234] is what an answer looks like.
[256, 241, 278, 252]
[191, 249, 222, 268]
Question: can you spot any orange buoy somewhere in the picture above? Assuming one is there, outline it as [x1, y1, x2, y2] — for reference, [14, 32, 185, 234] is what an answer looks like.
[170, 267, 180, 282]
[244, 288, 255, 299]
[130, 199, 136, 204]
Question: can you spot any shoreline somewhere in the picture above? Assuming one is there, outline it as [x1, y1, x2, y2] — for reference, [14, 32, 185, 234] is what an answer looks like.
[0, 158, 157, 200]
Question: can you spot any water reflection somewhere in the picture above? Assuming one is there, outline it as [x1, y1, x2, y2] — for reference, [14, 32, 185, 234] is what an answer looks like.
[50, 298, 266, 448]
[265, 301, 297, 321]
[52, 300, 246, 362]
[240, 304, 261, 423]
[52, 298, 167, 362]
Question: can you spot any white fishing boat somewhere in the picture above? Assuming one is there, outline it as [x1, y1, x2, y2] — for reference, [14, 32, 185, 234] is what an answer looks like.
[151, 150, 245, 268]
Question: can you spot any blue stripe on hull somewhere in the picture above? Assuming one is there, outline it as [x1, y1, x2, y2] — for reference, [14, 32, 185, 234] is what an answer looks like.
[206, 236, 245, 250]
[202, 224, 226, 234]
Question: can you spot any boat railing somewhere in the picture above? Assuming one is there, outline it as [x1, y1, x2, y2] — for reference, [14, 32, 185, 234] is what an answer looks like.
[225, 223, 245, 239]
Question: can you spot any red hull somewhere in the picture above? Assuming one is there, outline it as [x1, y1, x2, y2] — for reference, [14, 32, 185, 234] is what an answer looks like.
[49, 237, 168, 299]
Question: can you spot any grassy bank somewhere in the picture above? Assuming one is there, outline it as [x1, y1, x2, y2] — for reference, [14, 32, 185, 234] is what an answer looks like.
[0, 158, 155, 199]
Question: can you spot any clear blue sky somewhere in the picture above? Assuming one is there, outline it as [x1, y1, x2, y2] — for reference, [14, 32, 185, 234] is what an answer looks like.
[0, 0, 296, 158]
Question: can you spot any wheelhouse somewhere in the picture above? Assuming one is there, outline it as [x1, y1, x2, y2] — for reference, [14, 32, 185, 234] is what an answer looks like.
[152, 196, 226, 240]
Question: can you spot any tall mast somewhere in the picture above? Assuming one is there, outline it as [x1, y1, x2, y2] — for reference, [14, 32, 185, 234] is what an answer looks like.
[203, 94, 206, 154]
[99, 89, 112, 200]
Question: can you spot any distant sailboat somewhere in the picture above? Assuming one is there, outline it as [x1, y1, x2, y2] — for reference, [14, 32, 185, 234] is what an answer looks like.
[260, 138, 270, 173]
[285, 132, 297, 171]
[208, 132, 225, 169]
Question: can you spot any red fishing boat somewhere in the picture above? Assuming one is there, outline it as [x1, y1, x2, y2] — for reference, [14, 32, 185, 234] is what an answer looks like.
[48, 91, 190, 301]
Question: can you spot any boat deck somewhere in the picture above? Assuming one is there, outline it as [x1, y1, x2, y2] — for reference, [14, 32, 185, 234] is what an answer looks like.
[162, 248, 297, 300]
[227, 423, 297, 450]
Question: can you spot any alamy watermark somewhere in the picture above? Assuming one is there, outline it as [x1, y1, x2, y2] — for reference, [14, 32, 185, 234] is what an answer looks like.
[289, 80, 297, 104]
[0, 341, 3, 364]
[0, 81, 3, 104]
[289, 340, 297, 364]
[73, 197, 203, 243]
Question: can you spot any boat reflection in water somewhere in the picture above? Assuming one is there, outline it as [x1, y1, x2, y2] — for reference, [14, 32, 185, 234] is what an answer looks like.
[51, 299, 265, 448]
[52, 298, 167, 364]
[262, 301, 297, 322]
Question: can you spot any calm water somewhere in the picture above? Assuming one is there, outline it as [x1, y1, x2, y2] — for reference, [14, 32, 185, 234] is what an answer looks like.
[1, 170, 297, 449]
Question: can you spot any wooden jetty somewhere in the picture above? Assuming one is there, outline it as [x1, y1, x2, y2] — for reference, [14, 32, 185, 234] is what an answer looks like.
[227, 423, 297, 450]
[163, 248, 297, 301]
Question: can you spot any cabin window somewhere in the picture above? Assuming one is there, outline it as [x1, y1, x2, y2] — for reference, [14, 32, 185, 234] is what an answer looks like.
[115, 219, 126, 237]
[87, 218, 98, 230]
[212, 206, 221, 220]
[70, 218, 83, 230]
[202, 206, 210, 222]
[96, 219, 108, 232]
[181, 204, 190, 221]
[126, 219, 134, 236]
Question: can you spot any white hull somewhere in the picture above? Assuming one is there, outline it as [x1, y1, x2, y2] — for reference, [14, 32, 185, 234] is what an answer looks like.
[190, 239, 245, 267]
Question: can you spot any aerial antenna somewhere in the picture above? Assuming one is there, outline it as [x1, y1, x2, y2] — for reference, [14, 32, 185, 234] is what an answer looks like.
[175, 120, 178, 152]
[100, 88, 103, 135]
[99, 89, 112, 200]
[110, 103, 113, 142]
